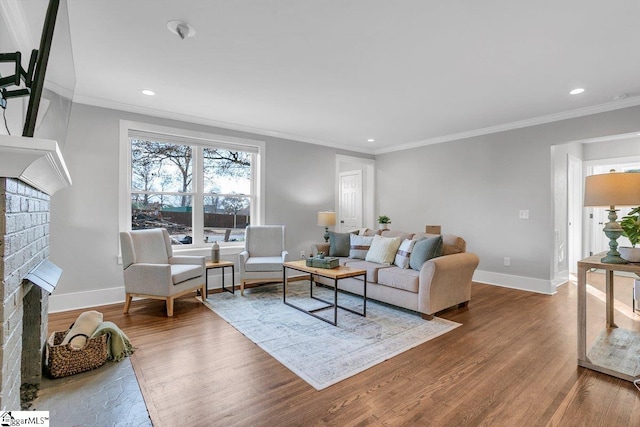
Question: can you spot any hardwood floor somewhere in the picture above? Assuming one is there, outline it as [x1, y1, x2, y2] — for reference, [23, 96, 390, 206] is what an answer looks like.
[47, 279, 640, 426]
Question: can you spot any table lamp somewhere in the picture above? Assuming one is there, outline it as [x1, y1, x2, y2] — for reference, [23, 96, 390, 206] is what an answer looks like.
[317, 211, 336, 243]
[584, 170, 640, 264]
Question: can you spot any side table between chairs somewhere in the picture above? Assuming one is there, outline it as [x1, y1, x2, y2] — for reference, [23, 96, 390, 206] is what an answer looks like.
[205, 260, 235, 296]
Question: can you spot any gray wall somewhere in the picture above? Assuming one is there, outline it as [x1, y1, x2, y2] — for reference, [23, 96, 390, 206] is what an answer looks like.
[49, 101, 640, 308]
[49, 103, 368, 308]
[583, 137, 640, 161]
[376, 106, 640, 288]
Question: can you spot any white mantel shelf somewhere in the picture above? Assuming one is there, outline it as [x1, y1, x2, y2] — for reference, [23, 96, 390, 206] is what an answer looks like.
[0, 134, 72, 195]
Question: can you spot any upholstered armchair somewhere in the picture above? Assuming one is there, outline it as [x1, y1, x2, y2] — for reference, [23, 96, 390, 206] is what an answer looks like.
[119, 228, 206, 316]
[238, 225, 288, 295]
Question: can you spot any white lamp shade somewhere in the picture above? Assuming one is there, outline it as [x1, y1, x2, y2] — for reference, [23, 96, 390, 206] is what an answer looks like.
[317, 211, 336, 226]
[584, 172, 640, 207]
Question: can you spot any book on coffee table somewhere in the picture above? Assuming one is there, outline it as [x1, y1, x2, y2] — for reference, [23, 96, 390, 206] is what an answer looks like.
[305, 257, 339, 269]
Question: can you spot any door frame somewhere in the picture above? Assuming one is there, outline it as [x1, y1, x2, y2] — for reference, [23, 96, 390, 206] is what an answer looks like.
[335, 154, 375, 229]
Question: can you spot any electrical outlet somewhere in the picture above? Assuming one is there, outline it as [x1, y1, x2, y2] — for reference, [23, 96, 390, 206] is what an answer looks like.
[519, 210, 529, 219]
[504, 257, 511, 267]
[300, 250, 306, 259]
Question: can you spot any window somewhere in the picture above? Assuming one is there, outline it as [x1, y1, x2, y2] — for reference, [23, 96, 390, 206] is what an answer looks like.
[121, 121, 263, 247]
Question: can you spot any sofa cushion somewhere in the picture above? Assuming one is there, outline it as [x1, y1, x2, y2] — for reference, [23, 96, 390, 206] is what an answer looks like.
[394, 238, 417, 269]
[377, 266, 420, 293]
[171, 264, 203, 285]
[350, 234, 374, 259]
[365, 235, 402, 265]
[409, 235, 443, 271]
[341, 259, 393, 283]
[245, 256, 283, 272]
[329, 231, 351, 257]
[412, 233, 466, 255]
[381, 230, 415, 241]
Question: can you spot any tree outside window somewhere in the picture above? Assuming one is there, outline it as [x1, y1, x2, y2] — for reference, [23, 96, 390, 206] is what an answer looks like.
[130, 139, 253, 245]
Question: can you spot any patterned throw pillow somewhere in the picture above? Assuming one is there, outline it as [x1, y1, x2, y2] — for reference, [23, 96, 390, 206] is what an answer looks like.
[329, 231, 351, 257]
[394, 238, 417, 269]
[365, 235, 402, 265]
[350, 234, 374, 259]
[409, 235, 443, 271]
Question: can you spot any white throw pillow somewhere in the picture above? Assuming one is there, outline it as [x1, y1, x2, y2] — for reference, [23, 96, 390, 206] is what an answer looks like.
[350, 234, 374, 259]
[365, 235, 402, 265]
[394, 238, 417, 269]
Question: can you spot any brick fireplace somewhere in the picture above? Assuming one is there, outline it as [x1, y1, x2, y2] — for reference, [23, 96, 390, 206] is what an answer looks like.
[0, 135, 71, 410]
[0, 178, 51, 409]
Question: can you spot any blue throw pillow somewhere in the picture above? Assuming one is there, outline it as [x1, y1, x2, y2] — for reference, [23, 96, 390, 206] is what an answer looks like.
[409, 235, 443, 270]
[329, 231, 351, 257]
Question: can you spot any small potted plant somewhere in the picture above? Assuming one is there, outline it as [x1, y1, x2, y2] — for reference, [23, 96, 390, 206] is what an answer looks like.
[378, 215, 391, 230]
[619, 206, 640, 262]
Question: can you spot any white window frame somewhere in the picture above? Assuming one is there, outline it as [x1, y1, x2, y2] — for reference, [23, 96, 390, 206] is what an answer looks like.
[119, 120, 265, 252]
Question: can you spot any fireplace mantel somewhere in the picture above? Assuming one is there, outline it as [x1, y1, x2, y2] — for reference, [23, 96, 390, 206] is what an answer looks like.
[0, 134, 72, 195]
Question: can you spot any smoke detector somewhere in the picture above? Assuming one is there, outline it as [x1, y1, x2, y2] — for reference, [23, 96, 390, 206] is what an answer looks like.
[167, 21, 196, 39]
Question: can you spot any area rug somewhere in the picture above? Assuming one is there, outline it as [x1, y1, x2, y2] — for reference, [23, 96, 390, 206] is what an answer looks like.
[204, 281, 461, 390]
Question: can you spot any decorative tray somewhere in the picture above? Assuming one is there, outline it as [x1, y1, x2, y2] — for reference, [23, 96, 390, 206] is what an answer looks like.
[305, 256, 339, 269]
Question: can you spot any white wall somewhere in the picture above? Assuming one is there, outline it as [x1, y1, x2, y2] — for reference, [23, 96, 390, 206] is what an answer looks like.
[375, 106, 640, 294]
[49, 103, 370, 311]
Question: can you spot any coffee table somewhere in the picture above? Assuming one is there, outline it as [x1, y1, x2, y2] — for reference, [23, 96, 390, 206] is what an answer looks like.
[282, 260, 367, 326]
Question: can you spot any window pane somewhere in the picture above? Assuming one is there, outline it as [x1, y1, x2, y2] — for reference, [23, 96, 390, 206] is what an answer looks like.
[203, 148, 251, 195]
[131, 139, 193, 193]
[131, 194, 193, 244]
[203, 195, 250, 243]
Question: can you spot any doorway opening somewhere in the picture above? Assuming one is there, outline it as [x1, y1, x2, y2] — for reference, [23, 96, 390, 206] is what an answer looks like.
[335, 155, 375, 232]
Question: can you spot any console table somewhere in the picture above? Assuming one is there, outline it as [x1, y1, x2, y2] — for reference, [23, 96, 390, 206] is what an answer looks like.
[577, 253, 640, 382]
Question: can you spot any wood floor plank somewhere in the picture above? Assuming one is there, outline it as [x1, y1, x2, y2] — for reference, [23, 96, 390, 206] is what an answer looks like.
[47, 280, 640, 426]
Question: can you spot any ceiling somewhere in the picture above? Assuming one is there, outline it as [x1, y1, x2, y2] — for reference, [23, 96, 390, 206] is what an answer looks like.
[21, 1, 640, 153]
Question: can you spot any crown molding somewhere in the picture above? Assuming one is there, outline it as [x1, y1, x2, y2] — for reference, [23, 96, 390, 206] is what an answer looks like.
[73, 92, 640, 158]
[374, 96, 640, 155]
[0, 134, 72, 195]
[72, 94, 376, 155]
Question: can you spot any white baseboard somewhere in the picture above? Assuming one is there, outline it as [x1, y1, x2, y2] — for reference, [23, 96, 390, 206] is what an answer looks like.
[48, 286, 126, 313]
[48, 271, 306, 313]
[473, 270, 557, 295]
[52, 270, 552, 312]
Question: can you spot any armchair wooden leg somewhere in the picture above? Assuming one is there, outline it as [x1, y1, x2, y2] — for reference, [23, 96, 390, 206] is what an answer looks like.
[166, 297, 174, 317]
[200, 285, 207, 301]
[123, 293, 132, 314]
[421, 313, 434, 321]
[241, 281, 245, 296]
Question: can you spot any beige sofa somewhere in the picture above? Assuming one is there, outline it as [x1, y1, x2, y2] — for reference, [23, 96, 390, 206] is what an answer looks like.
[312, 230, 479, 319]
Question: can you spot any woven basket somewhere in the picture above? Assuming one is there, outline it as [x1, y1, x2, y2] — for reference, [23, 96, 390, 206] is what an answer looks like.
[45, 330, 108, 378]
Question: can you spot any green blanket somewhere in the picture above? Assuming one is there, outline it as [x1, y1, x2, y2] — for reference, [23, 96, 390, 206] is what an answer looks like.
[90, 321, 135, 362]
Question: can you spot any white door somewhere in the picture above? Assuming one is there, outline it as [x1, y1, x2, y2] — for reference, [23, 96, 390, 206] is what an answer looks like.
[339, 170, 362, 232]
[568, 155, 582, 273]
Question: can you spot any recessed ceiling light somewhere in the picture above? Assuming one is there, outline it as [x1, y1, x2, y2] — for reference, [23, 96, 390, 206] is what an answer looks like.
[367, 138, 375, 142]
[569, 88, 585, 95]
[142, 89, 155, 96]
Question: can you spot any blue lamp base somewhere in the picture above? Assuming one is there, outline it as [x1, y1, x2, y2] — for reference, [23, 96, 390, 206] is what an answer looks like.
[601, 208, 627, 264]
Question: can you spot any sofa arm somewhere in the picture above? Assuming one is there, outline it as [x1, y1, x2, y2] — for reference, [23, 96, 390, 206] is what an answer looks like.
[312, 243, 330, 257]
[418, 252, 479, 315]
[238, 250, 249, 274]
[123, 263, 173, 294]
[170, 255, 205, 267]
